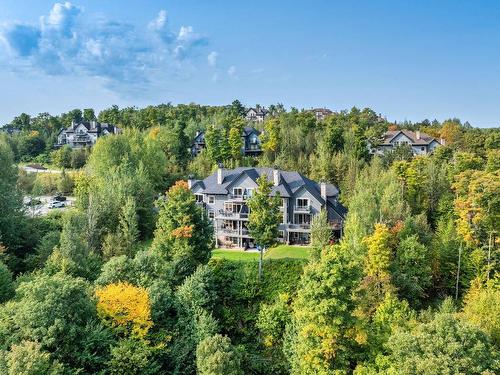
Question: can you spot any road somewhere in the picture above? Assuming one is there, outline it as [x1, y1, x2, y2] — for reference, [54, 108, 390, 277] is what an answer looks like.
[21, 165, 62, 174]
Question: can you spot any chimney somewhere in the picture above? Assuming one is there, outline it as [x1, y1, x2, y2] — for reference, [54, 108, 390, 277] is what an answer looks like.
[320, 182, 327, 201]
[440, 138, 446, 146]
[416, 130, 421, 140]
[187, 175, 194, 189]
[217, 163, 224, 184]
[71, 119, 76, 128]
[273, 168, 280, 186]
[195, 130, 200, 137]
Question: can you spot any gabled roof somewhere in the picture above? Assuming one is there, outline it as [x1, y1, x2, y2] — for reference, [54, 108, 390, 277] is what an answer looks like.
[243, 126, 261, 136]
[382, 130, 440, 146]
[191, 167, 344, 212]
[192, 126, 260, 146]
[246, 107, 268, 116]
[62, 121, 120, 135]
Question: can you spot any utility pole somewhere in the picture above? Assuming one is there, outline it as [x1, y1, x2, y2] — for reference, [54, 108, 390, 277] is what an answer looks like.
[455, 242, 462, 300]
[487, 231, 494, 280]
[258, 245, 264, 281]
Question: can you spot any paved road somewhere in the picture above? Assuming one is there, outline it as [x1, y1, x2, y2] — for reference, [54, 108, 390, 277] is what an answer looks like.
[21, 166, 62, 174]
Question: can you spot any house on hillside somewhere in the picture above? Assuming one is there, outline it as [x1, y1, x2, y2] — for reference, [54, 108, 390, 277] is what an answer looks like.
[55, 120, 121, 148]
[309, 108, 333, 121]
[369, 130, 444, 156]
[190, 127, 262, 156]
[245, 106, 269, 122]
[188, 166, 347, 248]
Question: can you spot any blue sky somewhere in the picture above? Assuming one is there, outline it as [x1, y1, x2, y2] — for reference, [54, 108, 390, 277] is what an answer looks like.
[0, 1, 499, 127]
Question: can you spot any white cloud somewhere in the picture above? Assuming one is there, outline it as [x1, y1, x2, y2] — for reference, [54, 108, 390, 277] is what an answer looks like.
[207, 51, 217, 67]
[149, 9, 167, 31]
[227, 65, 237, 78]
[0, 3, 211, 92]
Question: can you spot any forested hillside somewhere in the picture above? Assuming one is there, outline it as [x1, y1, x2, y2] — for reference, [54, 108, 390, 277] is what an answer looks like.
[0, 102, 498, 374]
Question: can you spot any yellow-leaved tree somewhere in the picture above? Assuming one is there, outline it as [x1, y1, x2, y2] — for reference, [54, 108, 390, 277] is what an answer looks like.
[95, 282, 153, 339]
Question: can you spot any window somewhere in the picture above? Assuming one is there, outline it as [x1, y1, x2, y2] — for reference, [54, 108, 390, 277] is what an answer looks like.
[296, 198, 309, 208]
[246, 188, 254, 197]
[195, 194, 203, 202]
[421, 146, 425, 151]
[233, 188, 243, 197]
[208, 210, 215, 219]
[208, 196, 215, 204]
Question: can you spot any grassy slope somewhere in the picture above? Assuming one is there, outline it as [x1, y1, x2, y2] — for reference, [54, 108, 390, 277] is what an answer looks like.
[212, 245, 311, 261]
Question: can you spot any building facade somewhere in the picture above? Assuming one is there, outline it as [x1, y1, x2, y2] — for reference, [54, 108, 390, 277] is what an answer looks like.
[370, 130, 443, 156]
[308, 108, 333, 121]
[55, 120, 121, 148]
[189, 167, 347, 248]
[245, 107, 269, 122]
[191, 127, 262, 156]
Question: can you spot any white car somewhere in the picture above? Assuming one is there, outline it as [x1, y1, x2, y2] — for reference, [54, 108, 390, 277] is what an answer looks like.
[48, 201, 65, 209]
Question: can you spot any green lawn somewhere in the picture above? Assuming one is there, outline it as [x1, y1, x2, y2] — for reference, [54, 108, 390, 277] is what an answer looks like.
[212, 245, 311, 261]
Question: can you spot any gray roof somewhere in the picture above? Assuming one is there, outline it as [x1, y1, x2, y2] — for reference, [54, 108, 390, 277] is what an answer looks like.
[63, 121, 120, 135]
[191, 167, 346, 218]
[382, 130, 440, 146]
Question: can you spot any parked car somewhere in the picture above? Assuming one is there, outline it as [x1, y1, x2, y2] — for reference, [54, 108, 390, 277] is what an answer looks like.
[48, 201, 65, 209]
[25, 198, 42, 206]
[52, 195, 67, 202]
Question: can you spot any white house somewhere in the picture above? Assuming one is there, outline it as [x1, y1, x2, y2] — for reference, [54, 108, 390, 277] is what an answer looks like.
[245, 107, 269, 123]
[370, 130, 444, 156]
[55, 121, 121, 148]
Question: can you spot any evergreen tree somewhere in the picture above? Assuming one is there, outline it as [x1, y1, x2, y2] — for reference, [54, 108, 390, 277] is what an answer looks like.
[152, 180, 213, 282]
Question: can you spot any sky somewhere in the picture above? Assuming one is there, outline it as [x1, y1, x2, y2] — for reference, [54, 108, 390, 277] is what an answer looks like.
[0, 0, 499, 127]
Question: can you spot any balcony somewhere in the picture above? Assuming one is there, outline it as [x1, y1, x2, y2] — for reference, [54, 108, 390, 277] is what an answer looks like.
[287, 223, 311, 231]
[216, 210, 249, 220]
[329, 219, 343, 230]
[294, 205, 311, 213]
[229, 194, 252, 200]
[217, 227, 250, 236]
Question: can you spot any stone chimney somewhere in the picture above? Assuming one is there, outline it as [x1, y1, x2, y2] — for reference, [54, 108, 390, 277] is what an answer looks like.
[217, 164, 224, 185]
[320, 182, 327, 201]
[273, 168, 280, 186]
[416, 130, 421, 140]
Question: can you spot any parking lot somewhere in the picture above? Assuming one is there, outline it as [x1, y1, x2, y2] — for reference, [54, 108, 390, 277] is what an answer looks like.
[23, 196, 76, 217]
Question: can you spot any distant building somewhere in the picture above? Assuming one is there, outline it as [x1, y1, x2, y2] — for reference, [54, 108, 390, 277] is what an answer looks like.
[55, 120, 121, 148]
[245, 106, 269, 122]
[370, 130, 444, 156]
[309, 108, 333, 121]
[191, 126, 263, 156]
[188, 166, 347, 248]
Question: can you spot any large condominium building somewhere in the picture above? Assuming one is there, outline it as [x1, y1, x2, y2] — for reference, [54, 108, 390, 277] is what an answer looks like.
[188, 166, 347, 248]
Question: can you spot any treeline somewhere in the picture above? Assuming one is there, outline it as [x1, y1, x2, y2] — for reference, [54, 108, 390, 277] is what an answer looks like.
[0, 101, 498, 374]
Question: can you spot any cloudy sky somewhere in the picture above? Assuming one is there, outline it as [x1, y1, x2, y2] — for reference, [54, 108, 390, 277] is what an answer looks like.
[0, 0, 499, 126]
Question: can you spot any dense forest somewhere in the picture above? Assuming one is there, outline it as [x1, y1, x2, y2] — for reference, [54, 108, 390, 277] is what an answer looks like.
[0, 101, 498, 374]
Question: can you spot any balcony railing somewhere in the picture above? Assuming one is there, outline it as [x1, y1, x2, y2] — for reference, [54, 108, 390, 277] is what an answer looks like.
[216, 210, 249, 219]
[294, 205, 311, 213]
[287, 223, 311, 230]
[229, 194, 251, 200]
[72, 136, 91, 144]
[329, 219, 343, 229]
[217, 227, 250, 236]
